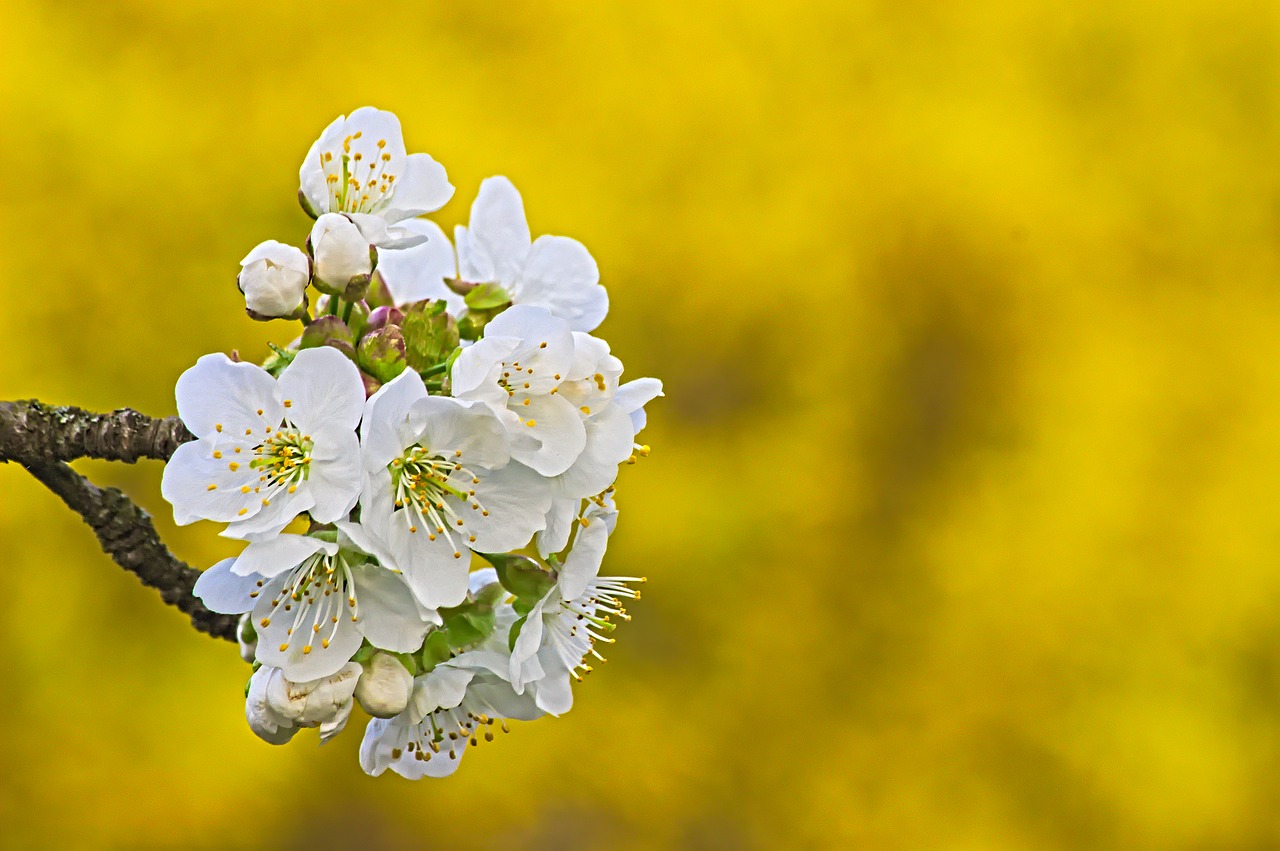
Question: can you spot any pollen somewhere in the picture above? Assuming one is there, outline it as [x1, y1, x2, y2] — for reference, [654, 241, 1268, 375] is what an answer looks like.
[228, 462, 239, 471]
[215, 423, 223, 432]
[206, 483, 217, 491]
[238, 508, 248, 516]
[283, 400, 292, 408]
[212, 451, 222, 459]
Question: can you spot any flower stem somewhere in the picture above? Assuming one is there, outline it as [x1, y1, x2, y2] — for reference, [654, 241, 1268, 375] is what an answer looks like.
[341, 299, 354, 324]
[328, 297, 340, 317]
[419, 362, 449, 378]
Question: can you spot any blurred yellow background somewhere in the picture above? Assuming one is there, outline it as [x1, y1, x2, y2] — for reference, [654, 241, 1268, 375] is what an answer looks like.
[2, 0, 1280, 847]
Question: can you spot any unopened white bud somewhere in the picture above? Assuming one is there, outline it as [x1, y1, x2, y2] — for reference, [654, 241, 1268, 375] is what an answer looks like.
[238, 240, 310, 318]
[245, 666, 297, 746]
[354, 652, 414, 719]
[246, 663, 362, 744]
[310, 213, 375, 294]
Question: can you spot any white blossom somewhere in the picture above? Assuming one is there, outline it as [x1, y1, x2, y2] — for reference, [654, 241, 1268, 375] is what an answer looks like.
[193, 530, 438, 682]
[161, 347, 364, 539]
[299, 107, 453, 249]
[309, 213, 374, 292]
[351, 368, 552, 609]
[451, 305, 586, 476]
[237, 240, 310, 318]
[246, 662, 362, 745]
[455, 177, 608, 332]
[359, 655, 541, 779]
[510, 499, 640, 715]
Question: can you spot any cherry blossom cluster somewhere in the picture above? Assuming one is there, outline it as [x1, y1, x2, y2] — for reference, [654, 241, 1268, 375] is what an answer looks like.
[163, 107, 661, 779]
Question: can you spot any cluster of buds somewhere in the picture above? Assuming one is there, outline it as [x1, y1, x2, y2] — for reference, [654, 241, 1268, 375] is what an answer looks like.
[167, 108, 661, 779]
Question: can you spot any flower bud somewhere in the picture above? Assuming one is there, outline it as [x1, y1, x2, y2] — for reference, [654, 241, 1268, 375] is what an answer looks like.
[246, 663, 362, 745]
[354, 652, 414, 719]
[309, 213, 376, 299]
[238, 240, 310, 320]
[357, 325, 408, 384]
[236, 613, 257, 665]
[365, 305, 404, 336]
[299, 315, 354, 350]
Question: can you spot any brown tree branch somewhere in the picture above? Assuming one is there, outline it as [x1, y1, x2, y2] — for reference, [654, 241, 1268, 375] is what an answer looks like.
[0, 400, 192, 464]
[1, 401, 232, 643]
[20, 459, 237, 643]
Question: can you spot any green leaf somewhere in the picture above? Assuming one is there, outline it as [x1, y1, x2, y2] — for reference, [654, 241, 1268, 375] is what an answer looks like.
[464, 283, 512, 311]
[420, 630, 452, 673]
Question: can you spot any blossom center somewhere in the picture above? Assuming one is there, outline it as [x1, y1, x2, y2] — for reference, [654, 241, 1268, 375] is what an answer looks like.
[387, 446, 488, 557]
[255, 551, 361, 655]
[318, 133, 398, 215]
[250, 428, 313, 494]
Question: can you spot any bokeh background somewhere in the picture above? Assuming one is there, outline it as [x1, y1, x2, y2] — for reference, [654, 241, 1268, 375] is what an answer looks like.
[2, 0, 1280, 847]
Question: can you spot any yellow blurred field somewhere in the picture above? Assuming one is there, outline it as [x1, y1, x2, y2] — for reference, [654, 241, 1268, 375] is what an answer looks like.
[3, 0, 1280, 847]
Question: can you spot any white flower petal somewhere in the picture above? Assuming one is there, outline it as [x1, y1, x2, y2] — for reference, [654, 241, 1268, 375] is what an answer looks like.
[349, 561, 438, 653]
[519, 235, 608, 332]
[276, 347, 365, 435]
[253, 592, 365, 682]
[388, 518, 472, 609]
[221, 488, 316, 539]
[465, 462, 553, 554]
[384, 153, 454, 221]
[509, 393, 587, 477]
[408, 666, 475, 722]
[551, 403, 634, 498]
[306, 430, 363, 522]
[230, 534, 335, 578]
[361, 369, 429, 471]
[161, 441, 266, 525]
[175, 354, 282, 440]
[298, 113, 346, 215]
[533, 669, 575, 716]
[559, 510, 610, 601]
[193, 558, 262, 614]
[614, 377, 664, 435]
[536, 498, 578, 558]
[468, 176, 531, 286]
[450, 335, 521, 402]
[406, 396, 511, 471]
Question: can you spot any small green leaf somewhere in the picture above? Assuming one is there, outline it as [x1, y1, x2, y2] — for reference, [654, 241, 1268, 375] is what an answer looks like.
[464, 283, 512, 311]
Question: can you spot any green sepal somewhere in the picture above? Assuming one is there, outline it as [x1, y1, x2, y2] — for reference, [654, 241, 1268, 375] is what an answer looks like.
[464, 283, 512, 311]
[508, 614, 528, 652]
[262, 343, 296, 377]
[483, 552, 558, 601]
[420, 629, 452, 673]
[400, 299, 459, 372]
[351, 643, 377, 665]
[391, 651, 421, 677]
[512, 595, 538, 617]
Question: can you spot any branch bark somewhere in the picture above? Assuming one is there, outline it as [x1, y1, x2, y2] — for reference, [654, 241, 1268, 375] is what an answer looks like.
[0, 400, 192, 464]
[21, 459, 237, 642]
[1, 401, 233, 643]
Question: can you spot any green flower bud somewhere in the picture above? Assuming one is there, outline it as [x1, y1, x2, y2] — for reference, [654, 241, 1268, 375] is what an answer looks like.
[357, 325, 408, 384]
[400, 299, 460, 372]
[300, 316, 354, 350]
